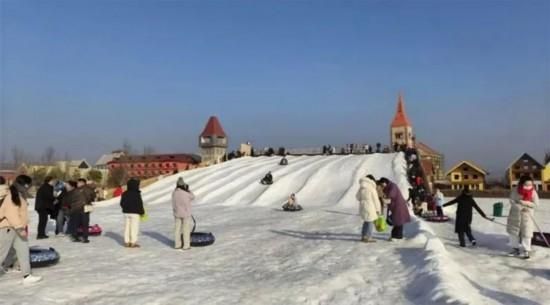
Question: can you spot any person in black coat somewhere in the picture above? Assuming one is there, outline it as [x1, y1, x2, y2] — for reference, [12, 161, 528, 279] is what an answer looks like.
[443, 187, 494, 247]
[35, 176, 57, 239]
[120, 179, 145, 248]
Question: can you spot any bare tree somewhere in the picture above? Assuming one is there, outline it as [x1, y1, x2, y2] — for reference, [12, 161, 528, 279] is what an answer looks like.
[42, 146, 56, 163]
[143, 145, 156, 155]
[11, 146, 26, 167]
[122, 139, 133, 155]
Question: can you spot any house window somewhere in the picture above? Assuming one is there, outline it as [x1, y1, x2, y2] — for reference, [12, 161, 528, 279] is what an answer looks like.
[473, 175, 478, 179]
[523, 166, 529, 170]
[396, 132, 403, 139]
[532, 165, 538, 170]
[453, 174, 460, 180]
[463, 167, 469, 171]
[464, 175, 469, 180]
[173, 163, 177, 167]
[515, 166, 520, 170]
[515, 174, 520, 179]
[523, 159, 528, 163]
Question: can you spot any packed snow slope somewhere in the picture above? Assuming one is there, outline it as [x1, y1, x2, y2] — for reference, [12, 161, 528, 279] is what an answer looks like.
[1, 154, 549, 305]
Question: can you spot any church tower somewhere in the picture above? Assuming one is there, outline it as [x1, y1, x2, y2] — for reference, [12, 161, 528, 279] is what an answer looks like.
[199, 116, 228, 165]
[390, 93, 414, 148]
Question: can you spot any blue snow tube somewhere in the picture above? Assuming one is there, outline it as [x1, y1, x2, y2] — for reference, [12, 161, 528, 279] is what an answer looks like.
[190, 216, 215, 247]
[282, 203, 303, 212]
[30, 246, 60, 268]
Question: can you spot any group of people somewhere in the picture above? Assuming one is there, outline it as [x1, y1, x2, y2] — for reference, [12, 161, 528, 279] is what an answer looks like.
[356, 176, 412, 243]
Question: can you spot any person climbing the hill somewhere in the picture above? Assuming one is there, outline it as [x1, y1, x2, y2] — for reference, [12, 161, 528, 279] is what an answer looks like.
[378, 178, 411, 241]
[172, 177, 195, 250]
[261, 172, 273, 185]
[0, 175, 42, 284]
[507, 175, 539, 259]
[434, 188, 445, 217]
[120, 178, 145, 248]
[443, 186, 494, 248]
[282, 193, 302, 211]
[356, 176, 382, 243]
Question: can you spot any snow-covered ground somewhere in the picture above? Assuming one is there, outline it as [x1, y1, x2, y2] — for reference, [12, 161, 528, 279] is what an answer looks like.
[0, 154, 548, 305]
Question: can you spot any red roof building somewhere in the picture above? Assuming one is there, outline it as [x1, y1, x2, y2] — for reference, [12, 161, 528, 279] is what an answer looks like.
[108, 154, 201, 180]
[391, 93, 412, 128]
[390, 93, 414, 148]
[199, 116, 228, 165]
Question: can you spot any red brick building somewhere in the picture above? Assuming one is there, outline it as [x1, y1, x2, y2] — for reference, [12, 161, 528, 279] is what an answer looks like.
[108, 154, 201, 180]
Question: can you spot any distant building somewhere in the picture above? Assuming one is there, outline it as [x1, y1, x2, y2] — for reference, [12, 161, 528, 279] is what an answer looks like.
[22, 160, 92, 181]
[543, 161, 550, 192]
[446, 161, 488, 191]
[108, 154, 201, 180]
[0, 164, 18, 184]
[507, 153, 544, 191]
[389, 93, 445, 181]
[390, 93, 414, 149]
[95, 151, 125, 170]
[199, 116, 228, 166]
[239, 142, 252, 157]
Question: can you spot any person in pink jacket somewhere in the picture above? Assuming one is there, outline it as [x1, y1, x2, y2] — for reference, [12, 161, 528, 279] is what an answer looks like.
[172, 178, 195, 250]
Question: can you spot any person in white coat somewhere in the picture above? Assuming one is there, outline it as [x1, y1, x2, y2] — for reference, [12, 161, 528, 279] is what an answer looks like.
[434, 188, 445, 217]
[507, 175, 539, 259]
[172, 178, 195, 250]
[356, 175, 382, 243]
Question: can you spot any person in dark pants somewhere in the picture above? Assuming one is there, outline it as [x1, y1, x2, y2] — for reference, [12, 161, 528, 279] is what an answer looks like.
[64, 181, 88, 243]
[35, 176, 57, 239]
[76, 179, 96, 243]
[378, 178, 411, 241]
[443, 187, 494, 247]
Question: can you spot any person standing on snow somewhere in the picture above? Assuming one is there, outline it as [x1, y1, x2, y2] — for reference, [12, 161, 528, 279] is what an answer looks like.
[378, 178, 411, 241]
[65, 180, 87, 242]
[172, 178, 195, 250]
[443, 186, 493, 247]
[0, 175, 42, 284]
[120, 178, 145, 248]
[356, 175, 382, 243]
[507, 175, 539, 259]
[35, 176, 57, 239]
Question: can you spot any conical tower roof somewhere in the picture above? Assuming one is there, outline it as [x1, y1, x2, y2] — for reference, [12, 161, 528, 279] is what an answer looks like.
[200, 116, 227, 138]
[391, 93, 412, 127]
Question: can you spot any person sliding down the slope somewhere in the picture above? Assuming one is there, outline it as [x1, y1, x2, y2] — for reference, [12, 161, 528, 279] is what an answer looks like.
[443, 187, 494, 247]
[282, 194, 302, 211]
[261, 172, 273, 185]
[507, 175, 539, 259]
[172, 178, 195, 251]
[356, 176, 381, 243]
[279, 157, 288, 166]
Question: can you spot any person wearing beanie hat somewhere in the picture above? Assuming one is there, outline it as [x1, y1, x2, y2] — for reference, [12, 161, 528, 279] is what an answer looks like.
[172, 179, 195, 250]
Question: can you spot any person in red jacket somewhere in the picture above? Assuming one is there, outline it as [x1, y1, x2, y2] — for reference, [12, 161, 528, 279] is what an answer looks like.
[113, 185, 124, 198]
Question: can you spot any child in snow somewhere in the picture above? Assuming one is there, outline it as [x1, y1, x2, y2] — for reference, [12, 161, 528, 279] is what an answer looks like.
[120, 179, 145, 248]
[282, 194, 302, 211]
[434, 188, 445, 217]
[356, 176, 381, 243]
[507, 175, 539, 259]
[443, 187, 493, 247]
[172, 178, 195, 250]
[261, 172, 273, 185]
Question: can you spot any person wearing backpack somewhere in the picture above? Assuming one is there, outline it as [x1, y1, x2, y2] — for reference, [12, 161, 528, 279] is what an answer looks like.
[0, 175, 42, 284]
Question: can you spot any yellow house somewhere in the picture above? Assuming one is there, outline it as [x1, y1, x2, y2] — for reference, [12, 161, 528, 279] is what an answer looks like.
[22, 160, 92, 180]
[446, 161, 488, 191]
[543, 161, 550, 192]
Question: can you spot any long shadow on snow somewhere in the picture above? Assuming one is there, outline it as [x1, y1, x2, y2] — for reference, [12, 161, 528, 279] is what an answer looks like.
[270, 229, 360, 242]
[142, 231, 173, 248]
[104, 231, 125, 246]
[509, 265, 550, 280]
[397, 247, 463, 305]
[463, 273, 542, 305]
[323, 210, 356, 216]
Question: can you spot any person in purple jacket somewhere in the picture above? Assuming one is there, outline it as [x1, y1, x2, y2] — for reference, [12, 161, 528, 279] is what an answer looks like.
[378, 178, 411, 241]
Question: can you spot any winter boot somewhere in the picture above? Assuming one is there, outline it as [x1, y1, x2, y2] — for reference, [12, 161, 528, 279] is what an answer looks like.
[471, 240, 477, 246]
[507, 248, 520, 257]
[521, 251, 530, 260]
[22, 274, 42, 285]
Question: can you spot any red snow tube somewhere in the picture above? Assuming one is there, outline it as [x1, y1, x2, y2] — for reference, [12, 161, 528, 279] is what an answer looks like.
[532, 232, 550, 248]
[77, 224, 103, 236]
[424, 215, 450, 223]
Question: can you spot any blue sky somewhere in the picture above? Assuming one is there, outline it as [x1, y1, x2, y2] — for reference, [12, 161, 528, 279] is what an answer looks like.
[0, 0, 549, 177]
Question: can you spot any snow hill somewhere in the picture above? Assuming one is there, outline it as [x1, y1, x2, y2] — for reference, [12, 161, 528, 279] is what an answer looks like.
[1, 154, 549, 305]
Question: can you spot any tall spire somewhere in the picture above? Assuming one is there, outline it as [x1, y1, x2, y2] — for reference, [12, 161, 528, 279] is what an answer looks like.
[391, 92, 412, 127]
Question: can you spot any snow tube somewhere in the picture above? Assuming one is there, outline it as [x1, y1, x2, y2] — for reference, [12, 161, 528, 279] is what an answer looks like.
[282, 204, 303, 212]
[77, 224, 103, 236]
[260, 180, 273, 185]
[30, 246, 60, 268]
[424, 215, 450, 223]
[189, 216, 215, 247]
[532, 232, 550, 248]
